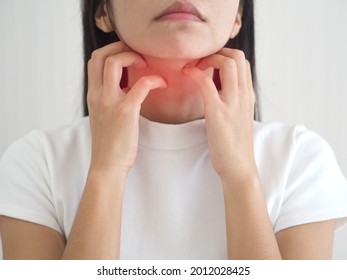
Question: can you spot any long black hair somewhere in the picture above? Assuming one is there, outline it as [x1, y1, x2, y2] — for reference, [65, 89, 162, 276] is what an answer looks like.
[81, 0, 260, 120]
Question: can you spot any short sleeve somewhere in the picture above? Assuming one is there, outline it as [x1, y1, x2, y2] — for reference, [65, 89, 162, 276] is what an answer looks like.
[0, 131, 62, 235]
[274, 126, 347, 233]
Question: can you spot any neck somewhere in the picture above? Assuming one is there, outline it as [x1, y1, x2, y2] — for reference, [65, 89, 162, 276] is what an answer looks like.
[127, 55, 213, 124]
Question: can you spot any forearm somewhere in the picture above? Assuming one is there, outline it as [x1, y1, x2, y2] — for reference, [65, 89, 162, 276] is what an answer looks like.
[222, 174, 282, 260]
[61, 169, 126, 260]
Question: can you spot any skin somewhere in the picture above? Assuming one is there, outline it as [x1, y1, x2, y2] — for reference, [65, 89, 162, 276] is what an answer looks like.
[0, 0, 337, 259]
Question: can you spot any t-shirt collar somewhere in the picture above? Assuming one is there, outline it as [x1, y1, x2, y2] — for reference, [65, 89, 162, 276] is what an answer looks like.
[139, 115, 207, 150]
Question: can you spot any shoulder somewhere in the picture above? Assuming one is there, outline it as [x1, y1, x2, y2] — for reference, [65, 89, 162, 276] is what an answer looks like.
[253, 121, 334, 162]
[254, 121, 347, 232]
[0, 119, 90, 237]
[2, 117, 90, 156]
[254, 121, 326, 144]
[253, 120, 343, 184]
[42, 117, 91, 148]
[0, 117, 91, 174]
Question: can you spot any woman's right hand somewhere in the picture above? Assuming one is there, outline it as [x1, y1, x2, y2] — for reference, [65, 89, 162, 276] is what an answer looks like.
[87, 42, 166, 176]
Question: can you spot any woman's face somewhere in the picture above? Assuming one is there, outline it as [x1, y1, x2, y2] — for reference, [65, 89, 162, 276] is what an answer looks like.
[107, 0, 241, 59]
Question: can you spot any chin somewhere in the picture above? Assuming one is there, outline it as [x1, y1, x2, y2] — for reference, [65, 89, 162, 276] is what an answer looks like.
[135, 44, 222, 60]
[125, 36, 226, 60]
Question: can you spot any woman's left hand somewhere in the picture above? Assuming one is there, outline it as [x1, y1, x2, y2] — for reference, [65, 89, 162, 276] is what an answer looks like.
[183, 49, 258, 183]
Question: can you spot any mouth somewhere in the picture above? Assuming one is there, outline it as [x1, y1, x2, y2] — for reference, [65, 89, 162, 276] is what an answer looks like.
[155, 1, 204, 22]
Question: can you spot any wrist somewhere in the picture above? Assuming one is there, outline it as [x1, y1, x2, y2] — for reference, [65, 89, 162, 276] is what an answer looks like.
[87, 165, 129, 188]
[220, 169, 261, 193]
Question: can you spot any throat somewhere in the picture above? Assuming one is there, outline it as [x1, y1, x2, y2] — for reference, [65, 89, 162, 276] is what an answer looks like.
[140, 91, 205, 124]
[126, 56, 213, 124]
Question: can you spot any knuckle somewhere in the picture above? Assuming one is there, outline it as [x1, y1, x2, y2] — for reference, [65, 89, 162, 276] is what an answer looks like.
[90, 48, 103, 60]
[223, 58, 237, 69]
[87, 57, 97, 74]
[87, 92, 98, 108]
[137, 76, 153, 88]
[104, 56, 117, 68]
[90, 48, 103, 61]
[233, 49, 246, 60]
[87, 58, 93, 69]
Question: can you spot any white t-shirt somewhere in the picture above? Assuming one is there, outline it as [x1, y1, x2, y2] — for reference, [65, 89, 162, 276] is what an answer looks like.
[0, 117, 347, 259]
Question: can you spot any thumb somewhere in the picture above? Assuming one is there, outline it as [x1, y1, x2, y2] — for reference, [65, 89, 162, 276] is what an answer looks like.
[183, 66, 220, 107]
[124, 75, 167, 107]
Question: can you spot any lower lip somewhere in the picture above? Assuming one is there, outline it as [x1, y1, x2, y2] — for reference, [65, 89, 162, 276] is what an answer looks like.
[158, 12, 202, 22]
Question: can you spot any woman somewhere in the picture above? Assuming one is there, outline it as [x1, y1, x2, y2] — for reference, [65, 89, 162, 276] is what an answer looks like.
[0, 0, 347, 259]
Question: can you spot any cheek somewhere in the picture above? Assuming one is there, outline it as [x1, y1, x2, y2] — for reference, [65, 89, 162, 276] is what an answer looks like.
[214, 14, 236, 39]
[114, 16, 138, 42]
[112, 3, 147, 41]
[212, 1, 241, 38]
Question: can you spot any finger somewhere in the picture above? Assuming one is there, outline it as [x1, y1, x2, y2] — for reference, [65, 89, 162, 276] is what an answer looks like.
[198, 54, 238, 92]
[103, 52, 147, 98]
[245, 60, 254, 91]
[218, 48, 248, 89]
[124, 75, 167, 107]
[88, 42, 130, 91]
[196, 55, 238, 103]
[245, 60, 256, 103]
[183, 66, 220, 107]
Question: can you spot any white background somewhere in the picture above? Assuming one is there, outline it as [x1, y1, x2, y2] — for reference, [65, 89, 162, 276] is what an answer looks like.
[0, 0, 346, 259]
